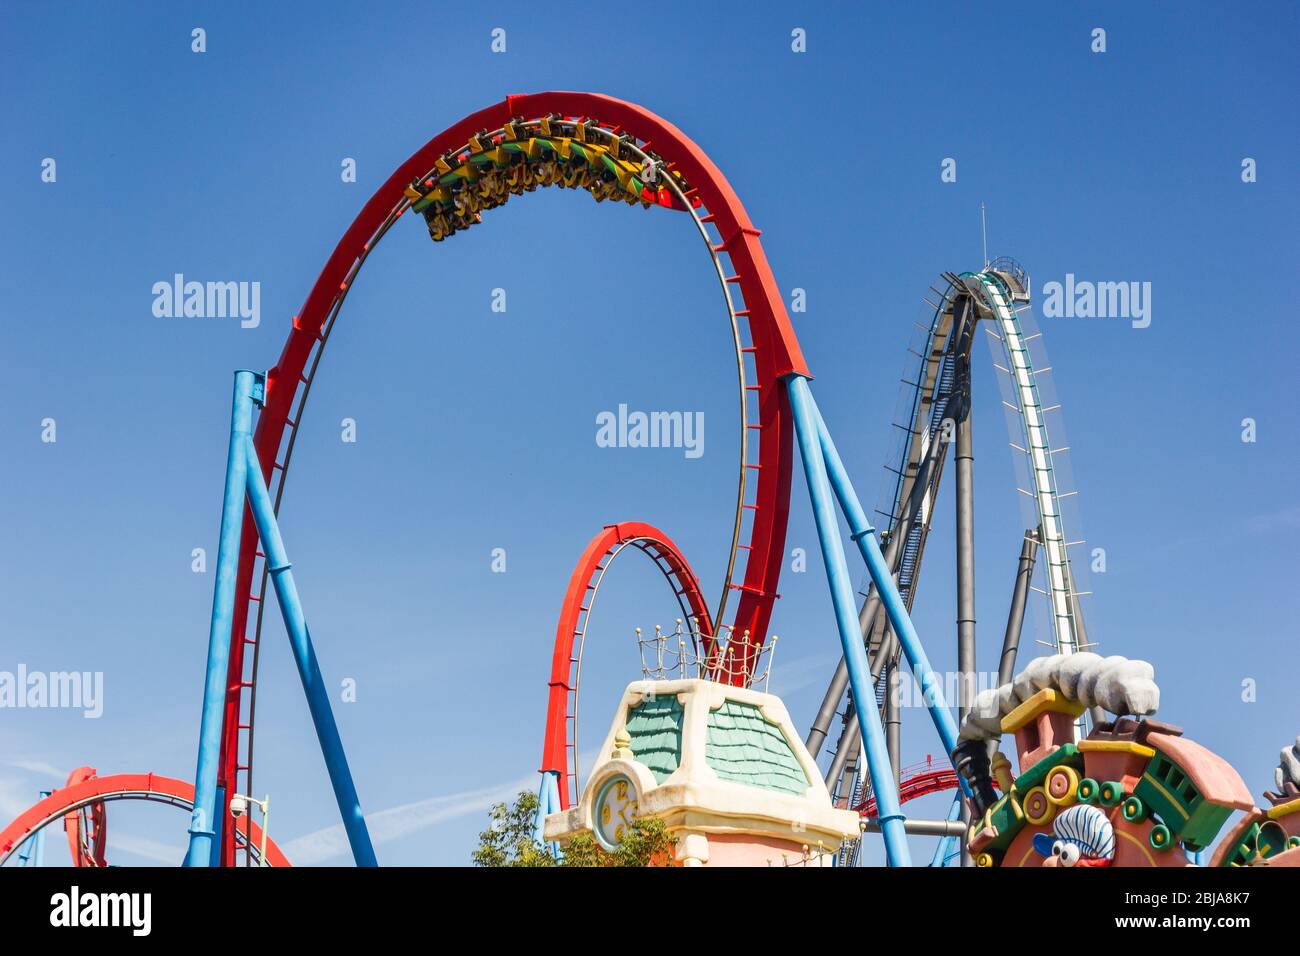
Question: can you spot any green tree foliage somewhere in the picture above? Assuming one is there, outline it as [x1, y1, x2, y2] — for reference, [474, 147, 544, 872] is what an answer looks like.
[471, 790, 555, 867]
[473, 791, 676, 867]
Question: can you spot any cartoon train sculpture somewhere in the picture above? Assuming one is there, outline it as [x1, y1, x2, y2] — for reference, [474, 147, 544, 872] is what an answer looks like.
[1209, 735, 1300, 867]
[951, 654, 1299, 867]
[539, 650, 1297, 868]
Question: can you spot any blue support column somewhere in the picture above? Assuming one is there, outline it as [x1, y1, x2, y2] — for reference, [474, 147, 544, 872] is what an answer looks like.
[930, 796, 963, 866]
[533, 769, 564, 859]
[17, 791, 51, 867]
[185, 370, 257, 867]
[811, 402, 964, 772]
[243, 433, 377, 867]
[210, 784, 226, 867]
[546, 770, 565, 860]
[532, 773, 551, 845]
[786, 375, 910, 866]
[544, 771, 562, 819]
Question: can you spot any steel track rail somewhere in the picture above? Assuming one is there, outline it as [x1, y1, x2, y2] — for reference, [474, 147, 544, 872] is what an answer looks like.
[967, 270, 1080, 656]
[0, 773, 289, 867]
[217, 94, 809, 864]
[551, 524, 712, 807]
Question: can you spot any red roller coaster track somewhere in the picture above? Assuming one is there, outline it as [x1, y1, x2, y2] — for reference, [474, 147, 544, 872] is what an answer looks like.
[541, 522, 714, 809]
[213, 93, 810, 864]
[853, 757, 998, 817]
[62, 766, 107, 867]
[0, 771, 289, 867]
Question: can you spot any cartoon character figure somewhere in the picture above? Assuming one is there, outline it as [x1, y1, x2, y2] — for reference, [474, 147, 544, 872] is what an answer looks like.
[1032, 804, 1115, 867]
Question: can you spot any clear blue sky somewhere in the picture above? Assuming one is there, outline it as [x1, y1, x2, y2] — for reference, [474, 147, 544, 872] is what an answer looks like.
[1, 1, 1296, 865]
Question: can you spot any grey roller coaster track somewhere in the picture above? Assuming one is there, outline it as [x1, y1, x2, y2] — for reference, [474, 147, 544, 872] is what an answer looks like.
[808, 263, 1089, 844]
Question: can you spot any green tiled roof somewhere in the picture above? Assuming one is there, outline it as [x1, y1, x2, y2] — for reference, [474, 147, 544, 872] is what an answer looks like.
[625, 695, 684, 784]
[705, 699, 809, 795]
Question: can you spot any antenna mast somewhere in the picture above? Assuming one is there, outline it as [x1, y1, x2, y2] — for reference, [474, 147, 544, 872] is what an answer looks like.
[980, 202, 989, 268]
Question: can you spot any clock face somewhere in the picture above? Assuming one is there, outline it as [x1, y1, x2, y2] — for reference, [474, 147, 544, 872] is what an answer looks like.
[594, 775, 638, 850]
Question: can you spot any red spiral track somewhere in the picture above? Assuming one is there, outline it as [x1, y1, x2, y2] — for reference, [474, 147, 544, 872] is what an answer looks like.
[215, 93, 809, 865]
[852, 758, 999, 817]
[542, 522, 714, 809]
[61, 766, 106, 867]
[0, 771, 289, 867]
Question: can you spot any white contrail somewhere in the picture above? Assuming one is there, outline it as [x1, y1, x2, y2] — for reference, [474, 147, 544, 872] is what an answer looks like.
[0, 761, 67, 823]
[106, 833, 185, 865]
[5, 759, 66, 779]
[281, 769, 548, 865]
[767, 653, 837, 698]
[0, 778, 39, 823]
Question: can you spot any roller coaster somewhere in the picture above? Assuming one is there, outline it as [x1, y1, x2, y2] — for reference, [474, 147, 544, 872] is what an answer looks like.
[3, 92, 1289, 869]
[805, 261, 1090, 864]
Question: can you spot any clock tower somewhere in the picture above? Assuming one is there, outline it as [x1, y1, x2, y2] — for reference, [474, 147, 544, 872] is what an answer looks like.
[544, 678, 860, 866]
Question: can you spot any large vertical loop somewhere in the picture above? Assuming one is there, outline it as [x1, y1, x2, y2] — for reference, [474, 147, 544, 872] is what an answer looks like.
[211, 94, 810, 864]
